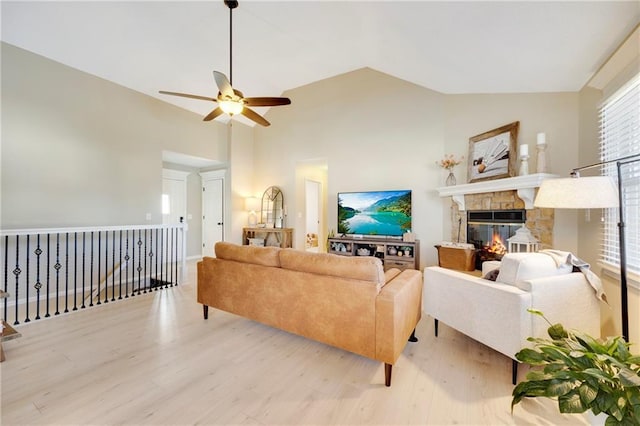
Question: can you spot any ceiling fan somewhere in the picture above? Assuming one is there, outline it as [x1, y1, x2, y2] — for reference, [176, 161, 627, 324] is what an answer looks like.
[159, 0, 291, 127]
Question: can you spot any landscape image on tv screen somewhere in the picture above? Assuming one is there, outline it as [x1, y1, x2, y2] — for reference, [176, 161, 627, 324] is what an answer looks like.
[338, 190, 412, 236]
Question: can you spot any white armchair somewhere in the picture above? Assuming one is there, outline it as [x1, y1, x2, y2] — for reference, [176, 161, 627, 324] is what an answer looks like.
[423, 253, 602, 384]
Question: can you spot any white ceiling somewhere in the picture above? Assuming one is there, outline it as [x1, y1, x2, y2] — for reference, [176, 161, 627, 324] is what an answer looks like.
[2, 1, 639, 127]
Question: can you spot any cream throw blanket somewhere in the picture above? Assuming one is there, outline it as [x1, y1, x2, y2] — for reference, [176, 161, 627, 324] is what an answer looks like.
[540, 249, 608, 303]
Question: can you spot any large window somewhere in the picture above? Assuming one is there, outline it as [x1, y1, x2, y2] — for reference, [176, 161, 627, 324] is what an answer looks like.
[599, 73, 640, 274]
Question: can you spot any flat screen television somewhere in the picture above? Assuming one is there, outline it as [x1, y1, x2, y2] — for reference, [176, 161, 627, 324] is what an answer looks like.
[338, 190, 412, 237]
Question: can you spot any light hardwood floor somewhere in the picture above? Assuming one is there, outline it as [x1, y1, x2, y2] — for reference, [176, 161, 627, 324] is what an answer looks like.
[1, 261, 591, 425]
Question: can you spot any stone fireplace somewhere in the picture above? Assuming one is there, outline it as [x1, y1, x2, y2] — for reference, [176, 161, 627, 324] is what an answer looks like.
[437, 174, 557, 262]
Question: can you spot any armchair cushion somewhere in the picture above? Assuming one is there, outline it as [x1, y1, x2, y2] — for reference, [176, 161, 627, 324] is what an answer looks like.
[496, 252, 572, 291]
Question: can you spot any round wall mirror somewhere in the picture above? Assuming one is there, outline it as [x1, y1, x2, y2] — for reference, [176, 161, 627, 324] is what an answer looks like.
[260, 186, 284, 228]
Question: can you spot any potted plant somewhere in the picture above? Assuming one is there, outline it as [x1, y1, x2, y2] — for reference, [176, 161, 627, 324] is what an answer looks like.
[512, 309, 640, 425]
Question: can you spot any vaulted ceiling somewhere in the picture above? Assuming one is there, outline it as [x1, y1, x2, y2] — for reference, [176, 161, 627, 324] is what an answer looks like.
[2, 1, 639, 126]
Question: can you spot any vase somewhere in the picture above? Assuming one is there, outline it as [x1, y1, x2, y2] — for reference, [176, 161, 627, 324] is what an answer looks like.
[445, 170, 457, 186]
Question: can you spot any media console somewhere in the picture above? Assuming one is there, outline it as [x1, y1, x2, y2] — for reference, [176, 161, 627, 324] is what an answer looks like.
[328, 236, 420, 271]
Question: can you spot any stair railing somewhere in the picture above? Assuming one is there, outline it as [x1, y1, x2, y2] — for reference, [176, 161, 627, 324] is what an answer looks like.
[0, 223, 186, 326]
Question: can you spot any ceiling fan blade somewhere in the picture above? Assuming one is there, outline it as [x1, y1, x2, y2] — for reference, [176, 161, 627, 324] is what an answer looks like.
[241, 107, 270, 127]
[159, 91, 216, 102]
[213, 71, 234, 98]
[203, 107, 224, 122]
[244, 97, 291, 107]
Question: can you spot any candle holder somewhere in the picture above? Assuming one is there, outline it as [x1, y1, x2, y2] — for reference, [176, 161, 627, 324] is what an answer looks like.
[519, 154, 530, 176]
[536, 142, 548, 173]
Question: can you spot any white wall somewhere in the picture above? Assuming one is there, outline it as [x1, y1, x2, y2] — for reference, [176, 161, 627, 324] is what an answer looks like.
[1, 42, 227, 240]
[254, 68, 445, 268]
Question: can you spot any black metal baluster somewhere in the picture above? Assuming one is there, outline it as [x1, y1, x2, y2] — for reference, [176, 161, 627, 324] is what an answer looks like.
[125, 230, 130, 298]
[73, 232, 78, 311]
[165, 228, 169, 289]
[3, 235, 8, 323]
[54, 233, 61, 315]
[160, 228, 164, 289]
[64, 233, 69, 313]
[35, 234, 42, 320]
[89, 231, 94, 307]
[111, 230, 116, 302]
[131, 230, 136, 297]
[149, 230, 154, 290]
[24, 235, 30, 322]
[103, 231, 109, 304]
[155, 228, 159, 290]
[118, 230, 123, 300]
[169, 228, 174, 288]
[45, 234, 51, 317]
[137, 230, 142, 295]
[174, 227, 179, 286]
[13, 235, 21, 325]
[81, 232, 86, 309]
[97, 231, 101, 305]
[143, 229, 148, 294]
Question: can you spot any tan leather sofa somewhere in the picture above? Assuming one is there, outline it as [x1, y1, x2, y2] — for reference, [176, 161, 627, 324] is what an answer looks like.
[198, 242, 423, 386]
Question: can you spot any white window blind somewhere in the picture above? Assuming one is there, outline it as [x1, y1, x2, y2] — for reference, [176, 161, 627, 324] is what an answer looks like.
[599, 73, 640, 274]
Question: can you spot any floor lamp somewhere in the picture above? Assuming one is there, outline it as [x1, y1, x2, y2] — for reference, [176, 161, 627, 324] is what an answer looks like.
[534, 153, 640, 342]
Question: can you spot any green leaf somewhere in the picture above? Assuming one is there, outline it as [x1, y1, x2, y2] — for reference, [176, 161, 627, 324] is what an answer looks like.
[578, 382, 599, 405]
[619, 367, 640, 387]
[527, 308, 545, 317]
[583, 368, 616, 383]
[516, 348, 548, 364]
[548, 323, 569, 340]
[526, 370, 553, 381]
[558, 391, 586, 413]
[548, 379, 576, 397]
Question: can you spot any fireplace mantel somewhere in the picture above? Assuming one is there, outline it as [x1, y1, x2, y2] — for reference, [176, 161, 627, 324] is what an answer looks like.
[437, 173, 559, 210]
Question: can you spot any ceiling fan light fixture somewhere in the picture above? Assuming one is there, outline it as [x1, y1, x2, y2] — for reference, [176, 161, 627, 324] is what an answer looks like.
[219, 99, 243, 115]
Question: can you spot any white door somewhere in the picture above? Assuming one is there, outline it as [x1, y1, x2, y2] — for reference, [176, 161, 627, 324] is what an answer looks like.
[162, 170, 189, 225]
[305, 179, 321, 252]
[202, 176, 224, 256]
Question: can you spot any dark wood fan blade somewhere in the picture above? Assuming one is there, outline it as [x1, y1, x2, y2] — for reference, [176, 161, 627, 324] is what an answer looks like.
[244, 97, 291, 107]
[213, 71, 234, 98]
[203, 107, 224, 122]
[159, 91, 216, 102]
[241, 107, 270, 127]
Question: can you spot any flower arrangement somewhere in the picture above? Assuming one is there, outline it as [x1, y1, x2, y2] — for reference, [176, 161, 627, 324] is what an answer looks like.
[436, 154, 464, 170]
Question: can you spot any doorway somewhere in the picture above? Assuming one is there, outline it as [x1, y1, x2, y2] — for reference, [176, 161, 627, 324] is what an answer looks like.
[200, 170, 225, 257]
[162, 169, 190, 225]
[305, 179, 321, 252]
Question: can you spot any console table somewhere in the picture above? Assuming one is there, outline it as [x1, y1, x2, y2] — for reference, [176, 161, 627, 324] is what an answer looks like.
[328, 237, 420, 271]
[242, 227, 293, 248]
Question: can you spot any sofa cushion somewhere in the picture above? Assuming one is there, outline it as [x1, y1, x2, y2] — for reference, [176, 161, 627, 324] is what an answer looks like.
[279, 249, 385, 286]
[215, 242, 281, 267]
[384, 268, 402, 284]
[496, 252, 572, 290]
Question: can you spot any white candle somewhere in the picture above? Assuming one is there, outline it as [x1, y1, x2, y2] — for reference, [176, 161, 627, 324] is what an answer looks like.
[520, 144, 529, 157]
[537, 132, 546, 145]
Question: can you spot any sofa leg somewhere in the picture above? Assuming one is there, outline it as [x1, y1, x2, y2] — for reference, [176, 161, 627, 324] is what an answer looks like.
[434, 319, 439, 337]
[384, 363, 392, 387]
[203, 305, 209, 320]
[408, 328, 418, 342]
[512, 360, 518, 385]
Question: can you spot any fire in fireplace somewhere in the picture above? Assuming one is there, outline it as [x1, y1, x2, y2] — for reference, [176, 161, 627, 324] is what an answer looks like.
[467, 209, 526, 269]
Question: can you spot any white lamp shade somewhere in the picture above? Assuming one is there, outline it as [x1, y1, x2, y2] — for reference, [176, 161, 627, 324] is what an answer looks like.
[534, 176, 619, 209]
[245, 197, 261, 212]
